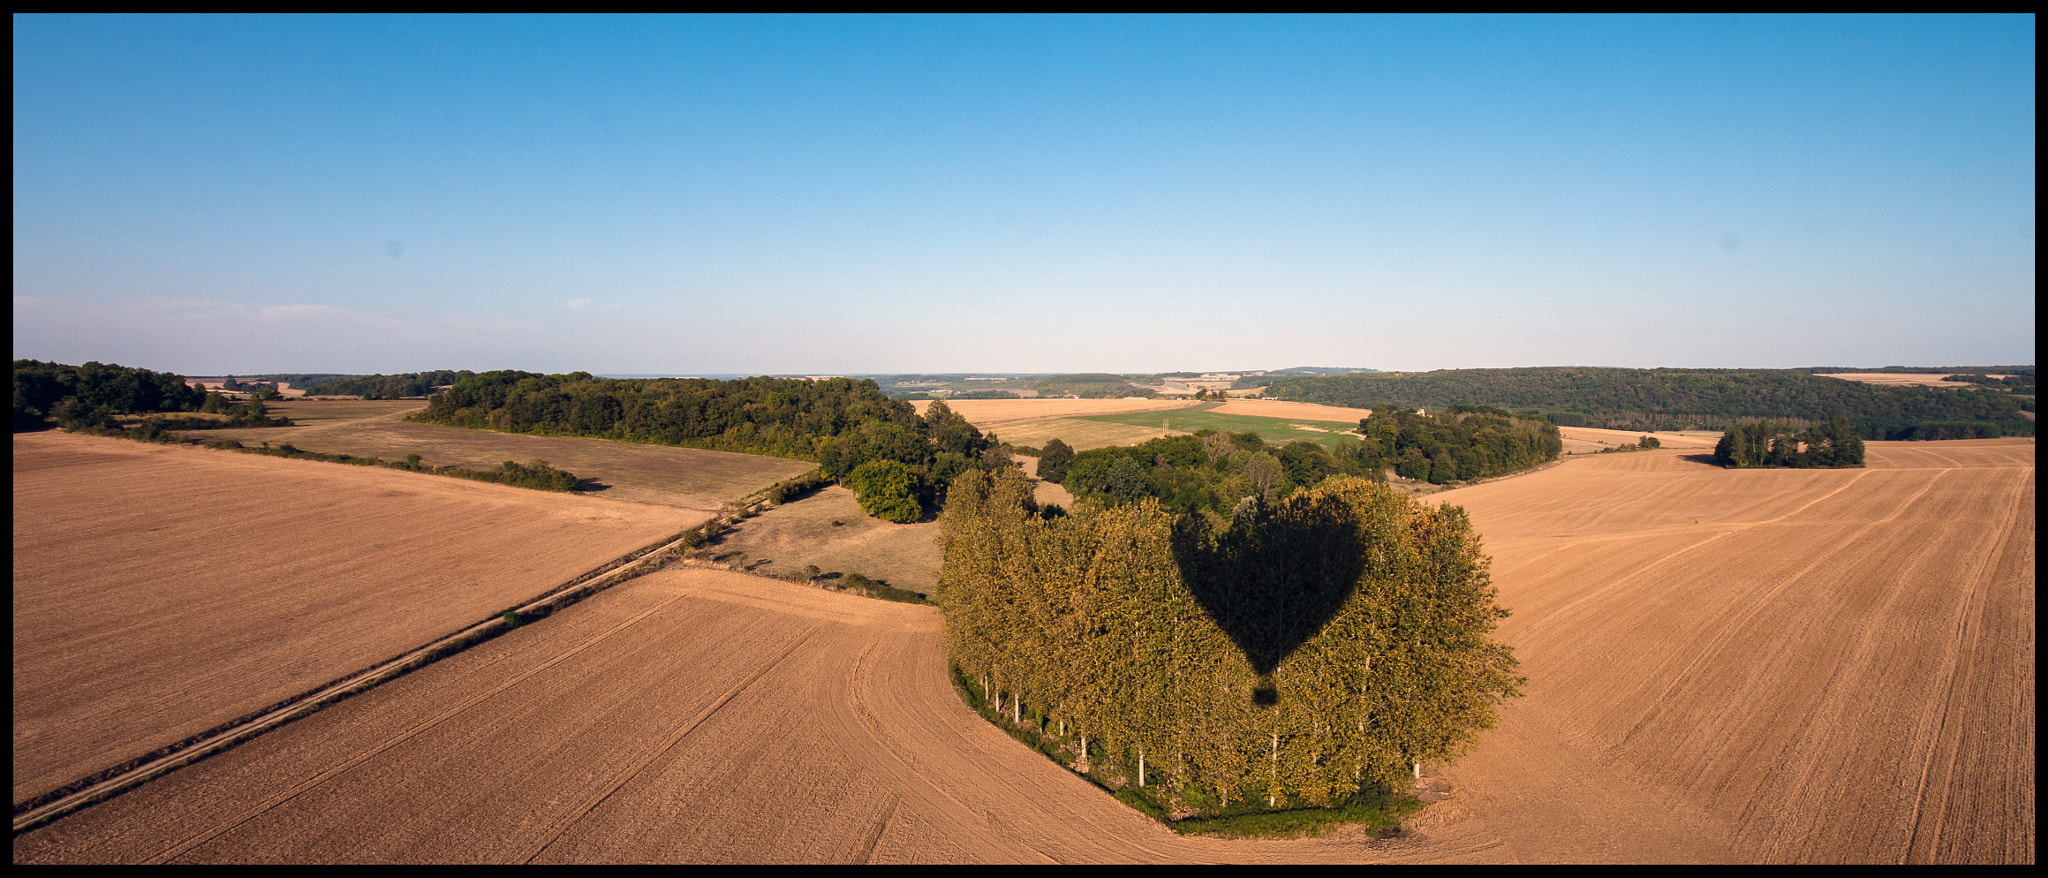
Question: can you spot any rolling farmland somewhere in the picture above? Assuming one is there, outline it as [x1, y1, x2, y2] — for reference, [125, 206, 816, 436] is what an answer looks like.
[11, 431, 702, 811]
[198, 398, 817, 512]
[13, 434, 2032, 863]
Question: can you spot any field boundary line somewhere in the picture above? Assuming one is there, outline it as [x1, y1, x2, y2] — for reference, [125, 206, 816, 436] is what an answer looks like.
[11, 522, 703, 837]
[140, 585, 705, 863]
[519, 624, 822, 864]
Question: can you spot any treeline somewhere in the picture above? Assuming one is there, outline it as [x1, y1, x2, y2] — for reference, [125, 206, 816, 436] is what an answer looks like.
[1713, 416, 1866, 468]
[1058, 432, 1364, 519]
[411, 372, 1008, 521]
[298, 370, 475, 398]
[209, 439, 585, 491]
[1051, 408, 1558, 513]
[1355, 405, 1562, 484]
[14, 359, 206, 432]
[940, 467, 1522, 818]
[1262, 367, 2034, 440]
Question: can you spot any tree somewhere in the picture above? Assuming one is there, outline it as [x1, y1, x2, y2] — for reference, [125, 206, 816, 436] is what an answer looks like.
[845, 459, 924, 522]
[1038, 438, 1076, 483]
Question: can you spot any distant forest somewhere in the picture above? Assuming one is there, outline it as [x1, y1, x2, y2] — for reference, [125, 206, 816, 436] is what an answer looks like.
[1262, 367, 2034, 440]
[297, 370, 475, 398]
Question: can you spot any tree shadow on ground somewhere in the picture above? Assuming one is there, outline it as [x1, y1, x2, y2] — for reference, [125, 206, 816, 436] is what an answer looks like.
[1677, 453, 1724, 467]
[1173, 494, 1367, 705]
[573, 478, 612, 492]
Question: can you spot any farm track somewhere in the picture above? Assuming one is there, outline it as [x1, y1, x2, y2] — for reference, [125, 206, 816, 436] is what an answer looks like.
[15, 437, 2032, 863]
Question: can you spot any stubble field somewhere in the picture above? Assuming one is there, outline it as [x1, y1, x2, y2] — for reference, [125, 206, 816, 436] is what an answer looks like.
[11, 431, 699, 810]
[1420, 438, 2034, 863]
[196, 399, 817, 512]
[14, 433, 2032, 863]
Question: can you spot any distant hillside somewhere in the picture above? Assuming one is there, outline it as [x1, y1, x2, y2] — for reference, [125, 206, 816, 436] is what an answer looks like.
[1264, 367, 2033, 440]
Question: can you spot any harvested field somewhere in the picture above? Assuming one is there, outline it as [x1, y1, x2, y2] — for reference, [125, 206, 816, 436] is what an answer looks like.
[11, 431, 695, 810]
[989, 417, 1186, 452]
[706, 485, 943, 596]
[1819, 372, 2012, 388]
[1076, 408, 1364, 452]
[194, 399, 815, 512]
[1420, 438, 2034, 863]
[14, 569, 1472, 865]
[911, 397, 1194, 427]
[15, 436, 2031, 863]
[1558, 426, 1722, 455]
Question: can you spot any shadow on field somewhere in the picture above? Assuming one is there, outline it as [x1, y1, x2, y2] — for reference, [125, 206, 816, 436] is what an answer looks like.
[573, 478, 613, 492]
[1677, 453, 1724, 467]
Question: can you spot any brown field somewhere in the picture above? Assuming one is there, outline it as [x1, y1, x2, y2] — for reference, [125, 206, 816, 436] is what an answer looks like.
[1819, 372, 2012, 388]
[195, 399, 815, 512]
[705, 485, 944, 596]
[11, 431, 697, 810]
[1558, 426, 1723, 455]
[911, 397, 1195, 427]
[978, 417, 1184, 452]
[15, 436, 2031, 863]
[1417, 438, 2034, 863]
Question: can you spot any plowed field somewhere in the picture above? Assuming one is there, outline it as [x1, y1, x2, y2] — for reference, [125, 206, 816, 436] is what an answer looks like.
[1422, 439, 2034, 863]
[11, 431, 694, 809]
[15, 438, 2031, 863]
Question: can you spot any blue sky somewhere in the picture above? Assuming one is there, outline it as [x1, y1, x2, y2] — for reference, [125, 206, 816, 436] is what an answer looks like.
[13, 14, 2035, 376]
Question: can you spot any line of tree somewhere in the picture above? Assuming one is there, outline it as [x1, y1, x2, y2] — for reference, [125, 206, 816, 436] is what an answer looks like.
[297, 370, 476, 398]
[409, 371, 1009, 521]
[1261, 367, 2034, 440]
[939, 466, 1522, 817]
[13, 359, 207, 432]
[1712, 415, 1866, 468]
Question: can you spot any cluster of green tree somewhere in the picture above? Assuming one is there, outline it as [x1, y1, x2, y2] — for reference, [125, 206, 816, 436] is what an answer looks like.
[1353, 405, 1562, 484]
[14, 359, 208, 432]
[410, 372, 1008, 521]
[1262, 367, 2034, 440]
[940, 467, 1522, 818]
[944, 389, 1023, 399]
[1713, 416, 1866, 468]
[1592, 435, 1661, 454]
[297, 370, 475, 398]
[1055, 432, 1363, 519]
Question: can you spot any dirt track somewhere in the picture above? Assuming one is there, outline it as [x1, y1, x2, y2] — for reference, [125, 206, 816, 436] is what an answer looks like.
[14, 438, 2033, 863]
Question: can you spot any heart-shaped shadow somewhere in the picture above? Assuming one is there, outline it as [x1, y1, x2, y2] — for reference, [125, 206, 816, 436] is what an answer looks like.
[1174, 493, 1368, 706]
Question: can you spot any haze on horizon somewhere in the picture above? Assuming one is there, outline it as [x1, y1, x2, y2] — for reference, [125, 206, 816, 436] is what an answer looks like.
[12, 14, 2036, 377]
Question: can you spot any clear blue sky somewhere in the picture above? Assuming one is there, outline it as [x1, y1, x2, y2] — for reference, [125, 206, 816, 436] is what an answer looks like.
[13, 14, 2036, 376]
